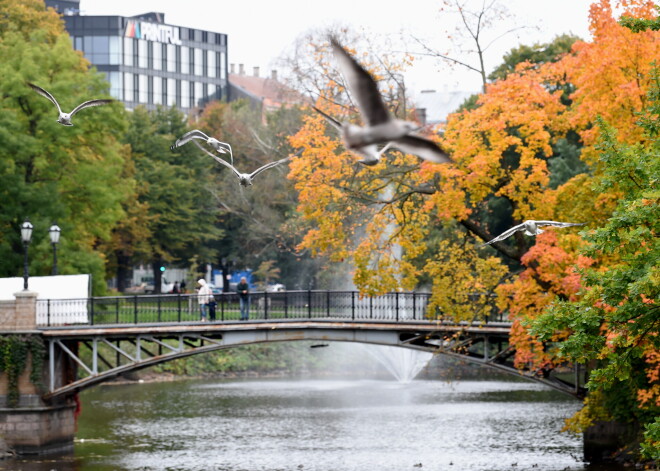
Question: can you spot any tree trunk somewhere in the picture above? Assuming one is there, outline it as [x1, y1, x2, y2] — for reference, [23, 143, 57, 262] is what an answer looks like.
[115, 252, 131, 293]
[152, 259, 162, 294]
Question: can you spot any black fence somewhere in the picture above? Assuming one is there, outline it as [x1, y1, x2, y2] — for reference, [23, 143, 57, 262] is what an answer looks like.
[35, 290, 505, 327]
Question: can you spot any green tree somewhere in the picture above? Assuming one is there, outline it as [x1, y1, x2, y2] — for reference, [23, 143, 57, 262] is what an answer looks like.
[197, 99, 316, 289]
[0, 0, 130, 294]
[488, 34, 580, 81]
[125, 106, 222, 293]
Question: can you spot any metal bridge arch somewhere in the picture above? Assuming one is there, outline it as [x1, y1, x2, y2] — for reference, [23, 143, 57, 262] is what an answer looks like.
[42, 320, 585, 401]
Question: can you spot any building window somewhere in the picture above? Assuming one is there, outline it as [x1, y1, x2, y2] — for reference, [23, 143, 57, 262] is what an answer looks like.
[123, 37, 133, 66]
[202, 31, 208, 42]
[181, 80, 189, 109]
[107, 72, 122, 100]
[153, 77, 162, 105]
[167, 44, 176, 72]
[148, 76, 153, 104]
[138, 39, 148, 69]
[194, 82, 203, 106]
[124, 72, 133, 102]
[219, 51, 226, 79]
[153, 41, 161, 71]
[188, 29, 195, 41]
[109, 36, 121, 65]
[194, 48, 203, 76]
[138, 74, 148, 103]
[167, 78, 176, 106]
[206, 50, 216, 78]
[74, 36, 83, 51]
[207, 83, 216, 100]
[181, 46, 189, 74]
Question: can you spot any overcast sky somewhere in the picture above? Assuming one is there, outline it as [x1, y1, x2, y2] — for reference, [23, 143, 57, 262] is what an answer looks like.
[80, 0, 594, 95]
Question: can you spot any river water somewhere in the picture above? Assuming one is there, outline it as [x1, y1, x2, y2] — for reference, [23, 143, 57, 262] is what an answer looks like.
[1, 371, 626, 471]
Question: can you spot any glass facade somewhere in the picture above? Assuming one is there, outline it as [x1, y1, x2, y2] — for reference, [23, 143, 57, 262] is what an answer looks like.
[61, 14, 228, 112]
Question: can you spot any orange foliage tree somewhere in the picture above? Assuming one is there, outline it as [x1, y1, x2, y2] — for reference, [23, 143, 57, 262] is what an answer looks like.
[287, 4, 660, 451]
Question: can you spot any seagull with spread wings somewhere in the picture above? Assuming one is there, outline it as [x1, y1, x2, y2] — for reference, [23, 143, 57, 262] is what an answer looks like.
[313, 106, 392, 166]
[171, 130, 233, 163]
[480, 220, 586, 247]
[327, 37, 451, 165]
[193, 141, 290, 187]
[28, 83, 113, 126]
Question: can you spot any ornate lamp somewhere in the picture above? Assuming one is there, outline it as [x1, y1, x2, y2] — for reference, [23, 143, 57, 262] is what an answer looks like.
[20, 219, 33, 290]
[49, 222, 61, 275]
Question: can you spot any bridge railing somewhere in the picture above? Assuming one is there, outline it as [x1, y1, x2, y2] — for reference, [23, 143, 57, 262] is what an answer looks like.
[35, 290, 506, 327]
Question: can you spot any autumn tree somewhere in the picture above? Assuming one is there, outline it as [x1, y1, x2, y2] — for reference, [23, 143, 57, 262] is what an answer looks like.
[286, 2, 659, 456]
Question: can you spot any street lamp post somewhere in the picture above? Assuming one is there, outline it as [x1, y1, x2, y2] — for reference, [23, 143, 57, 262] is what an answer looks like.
[49, 222, 61, 276]
[20, 219, 33, 291]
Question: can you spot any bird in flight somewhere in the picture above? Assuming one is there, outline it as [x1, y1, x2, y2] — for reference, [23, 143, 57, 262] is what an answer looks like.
[193, 140, 291, 187]
[480, 220, 585, 247]
[171, 130, 233, 163]
[327, 37, 452, 165]
[28, 83, 113, 126]
[313, 106, 392, 166]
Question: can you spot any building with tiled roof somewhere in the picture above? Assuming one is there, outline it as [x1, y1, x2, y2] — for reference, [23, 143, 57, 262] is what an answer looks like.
[228, 64, 308, 115]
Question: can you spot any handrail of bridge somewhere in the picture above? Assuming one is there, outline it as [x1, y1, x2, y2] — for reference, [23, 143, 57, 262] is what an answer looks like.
[35, 290, 506, 328]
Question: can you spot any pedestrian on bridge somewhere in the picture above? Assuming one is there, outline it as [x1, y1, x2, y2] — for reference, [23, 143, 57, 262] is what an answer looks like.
[197, 279, 214, 321]
[237, 277, 250, 320]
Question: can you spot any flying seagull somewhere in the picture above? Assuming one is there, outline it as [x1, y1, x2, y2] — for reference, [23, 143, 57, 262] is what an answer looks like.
[480, 220, 585, 247]
[328, 37, 452, 164]
[28, 83, 113, 126]
[193, 140, 290, 187]
[313, 106, 392, 166]
[171, 130, 233, 162]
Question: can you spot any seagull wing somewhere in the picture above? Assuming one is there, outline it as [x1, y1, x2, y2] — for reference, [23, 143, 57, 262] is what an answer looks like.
[535, 221, 586, 228]
[192, 140, 242, 179]
[172, 130, 211, 149]
[69, 99, 114, 117]
[392, 135, 453, 164]
[313, 106, 342, 131]
[248, 156, 291, 180]
[27, 83, 62, 114]
[480, 223, 526, 247]
[330, 37, 390, 126]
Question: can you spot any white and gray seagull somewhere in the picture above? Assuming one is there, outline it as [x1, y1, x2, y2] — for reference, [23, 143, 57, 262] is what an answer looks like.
[313, 106, 392, 166]
[28, 83, 113, 126]
[171, 130, 233, 163]
[193, 141, 291, 187]
[480, 220, 586, 247]
[328, 37, 452, 164]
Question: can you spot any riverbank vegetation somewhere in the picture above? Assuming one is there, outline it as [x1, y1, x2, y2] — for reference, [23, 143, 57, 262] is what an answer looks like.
[0, 0, 657, 463]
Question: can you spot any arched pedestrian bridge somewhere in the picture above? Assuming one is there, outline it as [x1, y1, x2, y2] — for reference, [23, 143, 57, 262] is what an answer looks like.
[37, 290, 586, 400]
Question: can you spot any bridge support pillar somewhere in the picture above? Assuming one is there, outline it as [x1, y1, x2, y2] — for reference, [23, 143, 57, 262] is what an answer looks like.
[0, 291, 76, 455]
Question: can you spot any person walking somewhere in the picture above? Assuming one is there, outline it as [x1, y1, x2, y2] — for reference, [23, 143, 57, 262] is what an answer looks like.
[197, 278, 213, 321]
[237, 277, 250, 320]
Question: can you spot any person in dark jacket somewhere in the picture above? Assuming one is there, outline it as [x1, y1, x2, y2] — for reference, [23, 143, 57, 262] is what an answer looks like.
[237, 277, 250, 320]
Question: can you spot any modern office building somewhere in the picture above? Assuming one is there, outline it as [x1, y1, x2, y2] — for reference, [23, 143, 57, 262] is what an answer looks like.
[45, 0, 228, 112]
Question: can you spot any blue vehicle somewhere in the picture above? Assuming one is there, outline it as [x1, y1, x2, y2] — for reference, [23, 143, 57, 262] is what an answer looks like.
[210, 269, 256, 292]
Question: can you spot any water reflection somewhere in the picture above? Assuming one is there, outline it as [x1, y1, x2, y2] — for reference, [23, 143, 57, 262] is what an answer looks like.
[1, 376, 627, 471]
